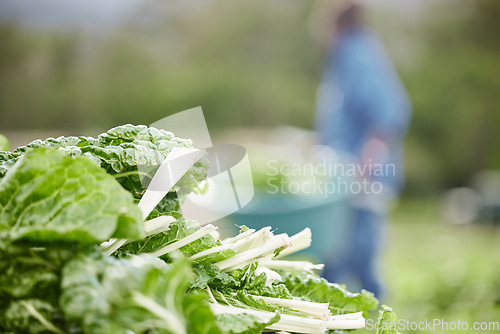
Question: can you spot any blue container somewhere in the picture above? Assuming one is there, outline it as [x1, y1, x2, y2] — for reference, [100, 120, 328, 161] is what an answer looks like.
[230, 191, 352, 263]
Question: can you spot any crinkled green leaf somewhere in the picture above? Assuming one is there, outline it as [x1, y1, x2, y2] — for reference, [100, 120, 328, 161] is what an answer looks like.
[3, 299, 66, 334]
[213, 288, 307, 319]
[244, 284, 292, 300]
[376, 305, 399, 334]
[0, 239, 76, 302]
[0, 149, 143, 243]
[61, 252, 217, 334]
[0, 125, 209, 214]
[191, 264, 239, 290]
[212, 289, 280, 314]
[215, 312, 280, 334]
[282, 272, 379, 317]
[229, 263, 273, 291]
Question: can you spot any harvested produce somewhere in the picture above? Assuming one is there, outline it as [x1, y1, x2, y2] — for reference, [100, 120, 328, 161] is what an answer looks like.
[0, 125, 399, 333]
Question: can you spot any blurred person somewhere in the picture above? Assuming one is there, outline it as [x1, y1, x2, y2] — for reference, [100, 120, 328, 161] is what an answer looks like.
[315, 2, 411, 298]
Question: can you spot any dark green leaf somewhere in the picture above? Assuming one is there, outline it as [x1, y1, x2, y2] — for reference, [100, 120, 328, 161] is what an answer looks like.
[215, 312, 280, 334]
[61, 252, 218, 334]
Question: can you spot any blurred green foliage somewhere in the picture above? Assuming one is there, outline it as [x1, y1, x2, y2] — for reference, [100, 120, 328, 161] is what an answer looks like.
[381, 198, 500, 333]
[398, 0, 500, 192]
[0, 134, 9, 151]
[0, 1, 320, 131]
[0, 0, 498, 193]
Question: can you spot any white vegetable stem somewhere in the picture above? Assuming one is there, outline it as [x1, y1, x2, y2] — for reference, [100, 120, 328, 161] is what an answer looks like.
[251, 295, 331, 320]
[210, 303, 365, 334]
[275, 228, 312, 259]
[102, 239, 125, 256]
[143, 216, 176, 236]
[215, 233, 291, 271]
[330, 311, 363, 320]
[267, 314, 326, 334]
[189, 226, 272, 261]
[209, 303, 325, 334]
[189, 243, 233, 261]
[221, 228, 255, 244]
[102, 216, 177, 256]
[259, 259, 324, 272]
[150, 224, 218, 257]
[325, 318, 365, 330]
[138, 147, 204, 220]
[231, 227, 273, 253]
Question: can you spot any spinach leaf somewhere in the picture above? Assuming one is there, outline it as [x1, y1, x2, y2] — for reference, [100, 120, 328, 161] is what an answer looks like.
[60, 252, 218, 334]
[2, 299, 67, 334]
[0, 149, 143, 243]
[0, 239, 75, 302]
[376, 305, 399, 334]
[282, 272, 379, 317]
[215, 313, 280, 334]
[0, 125, 209, 214]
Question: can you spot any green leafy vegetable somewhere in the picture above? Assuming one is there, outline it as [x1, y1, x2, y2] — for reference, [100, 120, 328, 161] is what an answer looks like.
[3, 299, 65, 334]
[0, 238, 84, 333]
[0, 134, 10, 152]
[0, 239, 74, 301]
[214, 312, 280, 334]
[282, 272, 379, 317]
[192, 264, 239, 290]
[0, 125, 397, 334]
[0, 149, 143, 243]
[0, 125, 209, 214]
[60, 252, 218, 334]
[376, 305, 399, 334]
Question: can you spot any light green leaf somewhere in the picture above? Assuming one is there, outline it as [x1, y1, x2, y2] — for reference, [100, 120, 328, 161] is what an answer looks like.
[282, 272, 379, 317]
[0, 125, 209, 214]
[0, 134, 10, 152]
[376, 305, 399, 334]
[0, 148, 143, 243]
[215, 312, 280, 334]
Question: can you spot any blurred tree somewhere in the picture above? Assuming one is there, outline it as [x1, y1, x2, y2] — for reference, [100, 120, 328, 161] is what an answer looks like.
[400, 0, 500, 191]
[0, 0, 321, 132]
[0, 0, 499, 194]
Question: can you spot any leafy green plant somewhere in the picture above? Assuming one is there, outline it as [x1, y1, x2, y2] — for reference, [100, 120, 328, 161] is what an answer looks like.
[0, 134, 9, 151]
[0, 125, 399, 333]
[0, 125, 209, 214]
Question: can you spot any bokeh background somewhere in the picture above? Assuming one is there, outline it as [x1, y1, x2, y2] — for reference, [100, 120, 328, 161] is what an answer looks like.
[1, 0, 499, 332]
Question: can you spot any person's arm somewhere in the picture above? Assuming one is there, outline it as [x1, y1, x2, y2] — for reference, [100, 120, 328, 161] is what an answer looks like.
[354, 33, 411, 165]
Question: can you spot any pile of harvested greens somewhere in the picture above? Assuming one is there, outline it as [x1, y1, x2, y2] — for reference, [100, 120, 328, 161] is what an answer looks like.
[0, 125, 398, 334]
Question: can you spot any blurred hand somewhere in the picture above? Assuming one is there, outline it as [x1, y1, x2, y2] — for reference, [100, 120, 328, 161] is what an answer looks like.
[360, 137, 390, 176]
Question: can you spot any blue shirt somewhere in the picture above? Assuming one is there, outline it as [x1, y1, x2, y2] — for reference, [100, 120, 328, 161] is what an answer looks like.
[315, 27, 411, 192]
